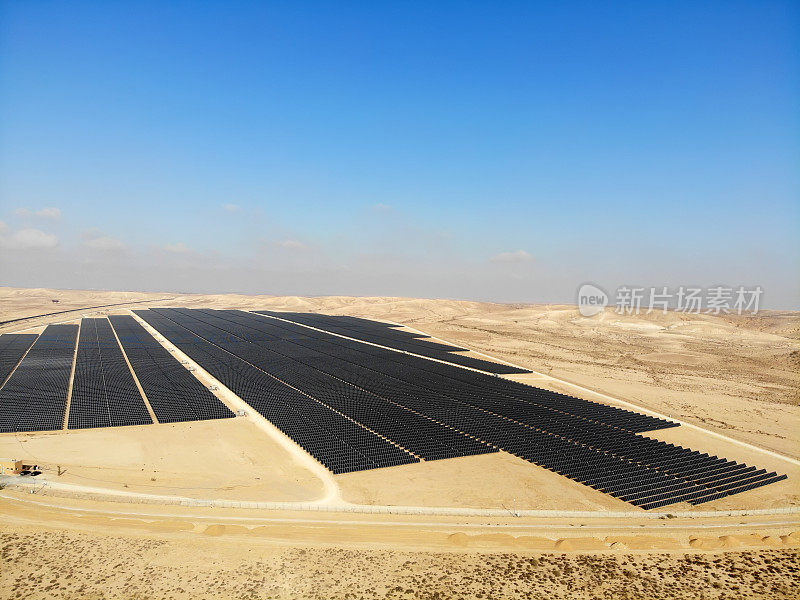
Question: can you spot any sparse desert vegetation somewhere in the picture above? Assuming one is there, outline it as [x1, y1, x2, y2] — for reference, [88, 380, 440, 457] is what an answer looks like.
[1, 529, 798, 599]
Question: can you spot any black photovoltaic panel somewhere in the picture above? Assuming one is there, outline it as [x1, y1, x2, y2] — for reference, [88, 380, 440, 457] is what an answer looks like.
[426, 365, 676, 434]
[150, 308, 495, 463]
[108, 315, 233, 424]
[183, 308, 786, 509]
[257, 311, 531, 374]
[0, 324, 78, 433]
[0, 333, 38, 387]
[268, 310, 678, 432]
[134, 309, 417, 473]
[150, 310, 480, 461]
[203, 311, 681, 453]
[267, 312, 468, 351]
[240, 310, 677, 434]
[68, 318, 152, 429]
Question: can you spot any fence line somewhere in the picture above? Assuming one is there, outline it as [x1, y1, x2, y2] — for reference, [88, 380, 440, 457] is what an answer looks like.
[3, 478, 798, 520]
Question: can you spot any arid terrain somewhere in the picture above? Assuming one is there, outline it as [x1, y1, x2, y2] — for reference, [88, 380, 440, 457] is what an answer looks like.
[0, 287, 798, 599]
[2, 527, 798, 599]
[3, 287, 797, 458]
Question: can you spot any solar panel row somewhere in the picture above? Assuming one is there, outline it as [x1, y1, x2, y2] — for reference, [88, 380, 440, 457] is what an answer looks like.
[134, 310, 417, 473]
[0, 333, 38, 387]
[145, 309, 494, 462]
[0, 324, 78, 433]
[257, 310, 530, 374]
[222, 309, 676, 434]
[389, 358, 677, 434]
[68, 318, 152, 429]
[164, 308, 786, 509]
[108, 315, 234, 424]
[260, 311, 460, 346]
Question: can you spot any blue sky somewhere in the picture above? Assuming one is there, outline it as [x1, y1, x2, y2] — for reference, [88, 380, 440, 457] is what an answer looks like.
[1, 1, 798, 306]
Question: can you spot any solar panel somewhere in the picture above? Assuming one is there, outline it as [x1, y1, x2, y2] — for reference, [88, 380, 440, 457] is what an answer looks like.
[155, 308, 495, 461]
[239, 310, 677, 433]
[0, 333, 38, 388]
[68, 318, 152, 429]
[0, 324, 77, 433]
[108, 315, 234, 424]
[257, 310, 530, 374]
[147, 308, 785, 509]
[134, 309, 417, 473]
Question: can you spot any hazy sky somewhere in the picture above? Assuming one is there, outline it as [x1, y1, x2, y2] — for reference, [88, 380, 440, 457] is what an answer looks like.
[1, 2, 798, 307]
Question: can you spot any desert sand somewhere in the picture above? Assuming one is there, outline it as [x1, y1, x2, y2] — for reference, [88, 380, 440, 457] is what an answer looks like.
[0, 287, 798, 598]
[1, 524, 798, 599]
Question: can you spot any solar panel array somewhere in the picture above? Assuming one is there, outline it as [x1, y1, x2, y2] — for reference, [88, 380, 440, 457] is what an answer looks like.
[257, 310, 531, 374]
[0, 324, 78, 433]
[68, 318, 153, 429]
[108, 315, 234, 424]
[0, 333, 38, 387]
[146, 308, 494, 463]
[144, 310, 501, 460]
[134, 309, 418, 473]
[206, 310, 675, 434]
[134, 308, 787, 509]
[0, 307, 787, 509]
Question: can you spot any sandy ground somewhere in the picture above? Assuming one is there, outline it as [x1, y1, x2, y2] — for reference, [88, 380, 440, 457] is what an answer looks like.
[0, 492, 798, 599]
[0, 419, 324, 502]
[0, 287, 798, 598]
[337, 452, 631, 511]
[0, 527, 798, 599]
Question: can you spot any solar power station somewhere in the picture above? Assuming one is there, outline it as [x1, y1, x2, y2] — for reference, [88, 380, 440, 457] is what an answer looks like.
[0, 308, 788, 509]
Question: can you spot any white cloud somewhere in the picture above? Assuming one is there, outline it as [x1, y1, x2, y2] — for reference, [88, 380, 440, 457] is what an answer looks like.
[14, 206, 62, 220]
[0, 219, 7, 233]
[490, 249, 535, 264]
[163, 242, 191, 254]
[36, 207, 62, 220]
[0, 228, 58, 250]
[83, 235, 125, 251]
[275, 239, 309, 250]
[222, 203, 241, 213]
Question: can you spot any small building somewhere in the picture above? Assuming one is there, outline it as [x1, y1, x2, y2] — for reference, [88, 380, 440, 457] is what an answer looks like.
[0, 459, 23, 475]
